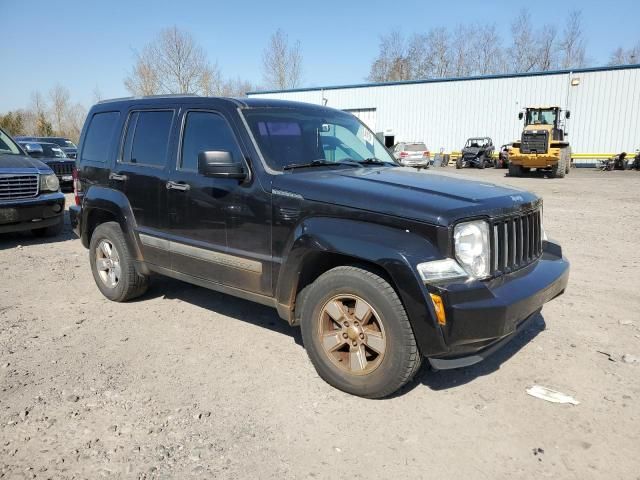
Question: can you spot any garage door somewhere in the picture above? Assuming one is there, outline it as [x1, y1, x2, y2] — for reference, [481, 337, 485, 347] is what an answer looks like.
[343, 108, 377, 132]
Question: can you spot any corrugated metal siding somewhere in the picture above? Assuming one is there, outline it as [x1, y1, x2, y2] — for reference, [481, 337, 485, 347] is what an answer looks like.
[249, 67, 640, 155]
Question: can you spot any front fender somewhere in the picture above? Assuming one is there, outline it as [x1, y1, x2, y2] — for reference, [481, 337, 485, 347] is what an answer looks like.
[276, 217, 448, 356]
[81, 186, 147, 273]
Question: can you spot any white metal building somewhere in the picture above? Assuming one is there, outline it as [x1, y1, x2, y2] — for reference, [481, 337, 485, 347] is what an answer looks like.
[248, 65, 640, 160]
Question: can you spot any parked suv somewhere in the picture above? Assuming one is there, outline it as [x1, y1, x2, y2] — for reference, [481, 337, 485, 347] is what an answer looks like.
[15, 136, 77, 158]
[18, 141, 75, 189]
[0, 128, 65, 236]
[71, 97, 569, 398]
[392, 142, 430, 168]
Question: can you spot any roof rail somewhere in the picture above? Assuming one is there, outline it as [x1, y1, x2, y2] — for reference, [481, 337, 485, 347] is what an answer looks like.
[97, 93, 200, 104]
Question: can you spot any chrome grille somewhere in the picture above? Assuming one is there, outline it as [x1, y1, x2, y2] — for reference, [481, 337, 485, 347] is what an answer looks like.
[49, 162, 74, 176]
[0, 174, 39, 200]
[491, 209, 542, 274]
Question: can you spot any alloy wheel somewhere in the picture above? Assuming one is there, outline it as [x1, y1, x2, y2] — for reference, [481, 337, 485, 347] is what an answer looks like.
[318, 294, 387, 375]
[95, 239, 121, 288]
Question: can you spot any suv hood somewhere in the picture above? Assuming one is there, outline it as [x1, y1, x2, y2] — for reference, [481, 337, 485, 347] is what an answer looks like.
[273, 167, 539, 226]
[0, 153, 50, 173]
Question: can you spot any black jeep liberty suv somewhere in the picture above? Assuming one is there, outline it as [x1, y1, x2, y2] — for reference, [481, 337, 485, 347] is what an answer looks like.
[70, 97, 569, 398]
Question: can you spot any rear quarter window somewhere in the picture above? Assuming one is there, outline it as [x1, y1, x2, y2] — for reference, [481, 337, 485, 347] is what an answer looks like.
[120, 110, 174, 168]
[81, 111, 120, 163]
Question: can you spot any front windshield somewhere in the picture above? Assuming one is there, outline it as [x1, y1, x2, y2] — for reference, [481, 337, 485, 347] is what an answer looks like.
[0, 129, 22, 155]
[42, 137, 77, 149]
[242, 107, 396, 171]
[41, 143, 67, 158]
[526, 109, 557, 126]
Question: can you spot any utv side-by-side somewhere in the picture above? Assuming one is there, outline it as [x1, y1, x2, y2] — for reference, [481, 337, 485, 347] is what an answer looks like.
[456, 137, 495, 169]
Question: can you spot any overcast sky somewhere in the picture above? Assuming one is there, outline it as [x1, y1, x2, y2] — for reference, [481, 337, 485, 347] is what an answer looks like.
[1, 0, 638, 111]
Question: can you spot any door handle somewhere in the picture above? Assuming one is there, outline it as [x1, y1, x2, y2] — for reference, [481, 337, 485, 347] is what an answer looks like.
[166, 181, 190, 191]
[109, 173, 128, 182]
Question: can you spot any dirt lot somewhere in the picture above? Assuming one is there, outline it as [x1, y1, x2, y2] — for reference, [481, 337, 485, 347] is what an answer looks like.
[1, 168, 639, 479]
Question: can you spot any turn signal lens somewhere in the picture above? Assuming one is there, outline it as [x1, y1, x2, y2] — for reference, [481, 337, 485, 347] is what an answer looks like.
[429, 293, 447, 326]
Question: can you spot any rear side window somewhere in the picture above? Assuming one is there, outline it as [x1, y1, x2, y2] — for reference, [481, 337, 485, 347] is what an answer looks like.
[180, 111, 243, 171]
[121, 110, 174, 167]
[81, 111, 120, 163]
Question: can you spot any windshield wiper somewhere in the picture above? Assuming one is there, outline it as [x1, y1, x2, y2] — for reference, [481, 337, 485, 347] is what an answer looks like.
[283, 159, 361, 170]
[358, 157, 392, 165]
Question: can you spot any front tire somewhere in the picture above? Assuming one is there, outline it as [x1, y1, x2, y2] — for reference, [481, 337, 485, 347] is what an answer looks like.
[508, 163, 523, 177]
[299, 266, 421, 398]
[456, 158, 463, 169]
[549, 149, 567, 178]
[89, 221, 148, 302]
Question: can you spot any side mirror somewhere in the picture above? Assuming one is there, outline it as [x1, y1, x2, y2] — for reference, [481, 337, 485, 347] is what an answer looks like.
[518, 112, 524, 120]
[23, 143, 44, 158]
[197, 150, 246, 179]
[565, 110, 571, 119]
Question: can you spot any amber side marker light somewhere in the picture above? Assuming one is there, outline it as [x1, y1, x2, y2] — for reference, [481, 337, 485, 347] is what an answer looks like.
[429, 293, 447, 326]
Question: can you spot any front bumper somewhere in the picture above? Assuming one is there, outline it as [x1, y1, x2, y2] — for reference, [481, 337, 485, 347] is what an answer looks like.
[426, 239, 569, 368]
[400, 159, 430, 167]
[0, 192, 65, 234]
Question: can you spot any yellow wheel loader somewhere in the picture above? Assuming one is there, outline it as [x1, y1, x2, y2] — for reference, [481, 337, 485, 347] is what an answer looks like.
[508, 106, 571, 178]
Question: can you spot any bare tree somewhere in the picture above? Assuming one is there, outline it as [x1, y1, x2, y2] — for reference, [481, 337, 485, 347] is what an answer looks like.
[124, 26, 215, 95]
[31, 91, 47, 118]
[407, 28, 451, 79]
[92, 86, 104, 104]
[451, 26, 476, 77]
[537, 25, 559, 71]
[368, 30, 412, 82]
[608, 43, 640, 65]
[219, 78, 255, 97]
[30, 91, 53, 136]
[507, 10, 538, 72]
[49, 84, 71, 134]
[429, 28, 452, 77]
[124, 52, 161, 95]
[473, 25, 504, 75]
[63, 103, 87, 142]
[198, 62, 224, 96]
[262, 29, 303, 89]
[559, 10, 586, 68]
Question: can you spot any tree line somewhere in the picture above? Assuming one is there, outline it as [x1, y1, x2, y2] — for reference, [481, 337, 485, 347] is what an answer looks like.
[368, 9, 591, 82]
[1, 15, 638, 141]
[123, 26, 302, 97]
[0, 27, 302, 141]
[0, 86, 88, 143]
[369, 9, 638, 83]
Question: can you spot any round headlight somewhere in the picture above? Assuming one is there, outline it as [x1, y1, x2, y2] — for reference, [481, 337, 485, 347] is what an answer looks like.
[454, 220, 490, 278]
[40, 173, 60, 192]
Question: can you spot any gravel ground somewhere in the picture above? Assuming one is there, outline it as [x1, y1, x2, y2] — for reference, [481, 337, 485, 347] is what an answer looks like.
[1, 168, 639, 479]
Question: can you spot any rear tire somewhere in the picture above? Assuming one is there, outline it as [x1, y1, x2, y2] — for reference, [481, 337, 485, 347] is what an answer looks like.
[32, 215, 64, 237]
[508, 163, 523, 177]
[299, 266, 421, 398]
[89, 221, 148, 302]
[456, 158, 463, 169]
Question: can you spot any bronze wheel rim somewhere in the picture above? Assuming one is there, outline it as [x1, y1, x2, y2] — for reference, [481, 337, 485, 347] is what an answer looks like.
[318, 294, 386, 376]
